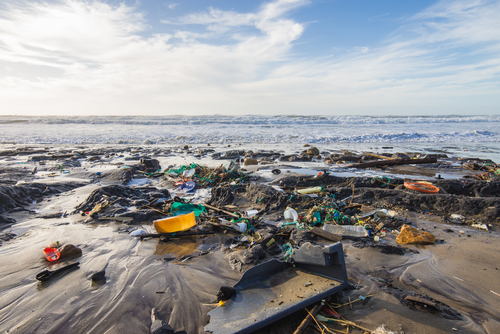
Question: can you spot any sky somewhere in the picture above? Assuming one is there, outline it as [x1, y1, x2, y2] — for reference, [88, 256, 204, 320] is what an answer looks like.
[0, 0, 499, 116]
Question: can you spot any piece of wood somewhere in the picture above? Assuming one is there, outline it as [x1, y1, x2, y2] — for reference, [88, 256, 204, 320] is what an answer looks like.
[364, 152, 392, 160]
[328, 319, 372, 333]
[293, 304, 322, 334]
[203, 203, 240, 218]
[343, 204, 362, 210]
[310, 227, 342, 242]
[347, 157, 437, 169]
[142, 205, 169, 215]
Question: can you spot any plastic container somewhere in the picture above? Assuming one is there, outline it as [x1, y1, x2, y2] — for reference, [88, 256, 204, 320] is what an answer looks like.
[323, 224, 368, 237]
[153, 212, 196, 233]
[284, 208, 299, 221]
[43, 247, 61, 262]
[374, 209, 388, 218]
[234, 222, 247, 233]
[246, 210, 259, 218]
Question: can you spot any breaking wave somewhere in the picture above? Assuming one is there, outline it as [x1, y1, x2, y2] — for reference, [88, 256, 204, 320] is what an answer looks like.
[0, 115, 499, 145]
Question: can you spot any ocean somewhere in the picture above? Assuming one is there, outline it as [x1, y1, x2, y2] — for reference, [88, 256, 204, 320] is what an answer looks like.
[1, 114, 500, 161]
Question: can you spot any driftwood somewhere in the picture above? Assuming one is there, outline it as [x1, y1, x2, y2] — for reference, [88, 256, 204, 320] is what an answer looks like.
[293, 304, 321, 334]
[364, 152, 392, 160]
[310, 227, 342, 242]
[348, 157, 437, 169]
[203, 203, 240, 218]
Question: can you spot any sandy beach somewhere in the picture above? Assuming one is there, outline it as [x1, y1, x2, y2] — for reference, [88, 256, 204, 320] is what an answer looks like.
[0, 143, 499, 334]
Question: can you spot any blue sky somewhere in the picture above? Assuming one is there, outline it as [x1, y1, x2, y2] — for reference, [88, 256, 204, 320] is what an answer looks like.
[0, 0, 499, 115]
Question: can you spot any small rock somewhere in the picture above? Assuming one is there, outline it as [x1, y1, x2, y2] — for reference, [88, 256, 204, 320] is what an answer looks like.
[150, 308, 174, 334]
[243, 158, 258, 166]
[59, 244, 83, 259]
[392, 153, 410, 159]
[91, 270, 105, 281]
[306, 147, 320, 155]
[396, 224, 436, 245]
[216, 286, 236, 302]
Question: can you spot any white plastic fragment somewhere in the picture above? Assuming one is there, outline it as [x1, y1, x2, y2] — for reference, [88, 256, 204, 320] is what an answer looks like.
[372, 325, 398, 334]
[284, 208, 299, 221]
[246, 210, 259, 217]
[130, 229, 147, 236]
[471, 223, 488, 231]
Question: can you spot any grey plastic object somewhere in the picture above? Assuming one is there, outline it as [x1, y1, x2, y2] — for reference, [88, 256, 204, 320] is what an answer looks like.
[323, 224, 368, 237]
[205, 242, 348, 334]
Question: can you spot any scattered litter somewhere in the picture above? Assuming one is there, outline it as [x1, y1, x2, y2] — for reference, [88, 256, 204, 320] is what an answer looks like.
[205, 243, 348, 334]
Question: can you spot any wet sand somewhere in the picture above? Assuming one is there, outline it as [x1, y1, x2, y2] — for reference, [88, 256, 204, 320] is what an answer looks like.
[0, 144, 499, 334]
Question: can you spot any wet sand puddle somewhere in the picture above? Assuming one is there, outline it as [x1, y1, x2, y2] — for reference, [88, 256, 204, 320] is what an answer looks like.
[0, 210, 241, 334]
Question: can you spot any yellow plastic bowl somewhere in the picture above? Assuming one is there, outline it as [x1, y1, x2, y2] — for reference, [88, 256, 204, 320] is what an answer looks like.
[153, 211, 196, 233]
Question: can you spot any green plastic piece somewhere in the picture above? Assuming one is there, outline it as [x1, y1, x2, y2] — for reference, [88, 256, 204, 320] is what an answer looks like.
[170, 202, 206, 217]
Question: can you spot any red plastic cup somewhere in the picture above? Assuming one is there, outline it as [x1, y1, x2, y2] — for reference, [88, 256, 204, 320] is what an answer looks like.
[43, 247, 60, 262]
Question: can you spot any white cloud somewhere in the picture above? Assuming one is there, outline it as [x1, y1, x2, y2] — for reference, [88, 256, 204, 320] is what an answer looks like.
[0, 0, 498, 115]
[167, 3, 179, 10]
